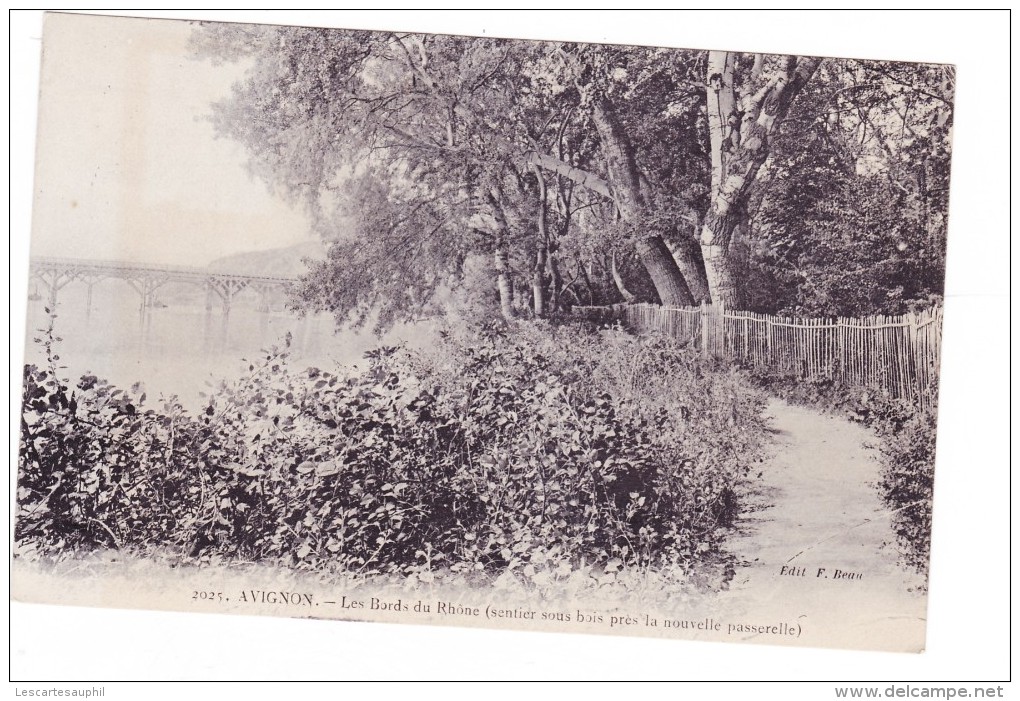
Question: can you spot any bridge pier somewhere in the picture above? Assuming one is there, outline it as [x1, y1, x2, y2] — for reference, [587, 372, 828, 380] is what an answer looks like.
[33, 268, 75, 310]
[78, 273, 103, 316]
[125, 275, 168, 313]
[206, 277, 249, 316]
[250, 283, 273, 313]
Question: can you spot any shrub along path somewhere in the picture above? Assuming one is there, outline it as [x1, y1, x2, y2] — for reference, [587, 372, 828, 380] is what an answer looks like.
[711, 398, 928, 652]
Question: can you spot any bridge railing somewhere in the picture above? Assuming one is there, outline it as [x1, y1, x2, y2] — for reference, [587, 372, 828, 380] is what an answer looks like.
[29, 256, 300, 283]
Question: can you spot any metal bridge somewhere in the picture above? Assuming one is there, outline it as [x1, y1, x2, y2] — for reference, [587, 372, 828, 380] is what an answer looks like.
[28, 256, 300, 314]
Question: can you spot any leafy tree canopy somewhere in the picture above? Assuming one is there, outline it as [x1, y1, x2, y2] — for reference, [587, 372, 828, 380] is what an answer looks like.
[191, 23, 953, 326]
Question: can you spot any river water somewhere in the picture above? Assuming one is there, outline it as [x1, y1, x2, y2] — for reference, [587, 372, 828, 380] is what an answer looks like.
[20, 281, 428, 411]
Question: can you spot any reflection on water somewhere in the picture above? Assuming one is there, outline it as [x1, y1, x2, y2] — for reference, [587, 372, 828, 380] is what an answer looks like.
[22, 284, 424, 410]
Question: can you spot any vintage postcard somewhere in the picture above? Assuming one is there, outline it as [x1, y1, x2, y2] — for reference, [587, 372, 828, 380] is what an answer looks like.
[13, 11, 954, 654]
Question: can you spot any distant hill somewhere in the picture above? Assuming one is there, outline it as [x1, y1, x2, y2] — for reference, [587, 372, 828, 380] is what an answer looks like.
[206, 240, 327, 278]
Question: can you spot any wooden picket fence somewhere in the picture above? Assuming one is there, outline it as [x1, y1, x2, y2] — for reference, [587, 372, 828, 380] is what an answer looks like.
[573, 302, 943, 412]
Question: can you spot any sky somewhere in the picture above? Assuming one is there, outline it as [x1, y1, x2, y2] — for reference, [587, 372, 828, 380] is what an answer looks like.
[29, 13, 314, 266]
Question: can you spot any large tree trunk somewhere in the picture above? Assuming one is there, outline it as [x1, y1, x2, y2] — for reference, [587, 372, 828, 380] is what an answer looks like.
[591, 98, 648, 222]
[701, 208, 746, 308]
[701, 51, 822, 308]
[664, 234, 711, 304]
[591, 97, 695, 307]
[636, 237, 694, 306]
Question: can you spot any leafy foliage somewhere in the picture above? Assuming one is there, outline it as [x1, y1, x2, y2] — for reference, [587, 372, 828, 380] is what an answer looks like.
[192, 24, 952, 322]
[868, 396, 938, 579]
[17, 323, 766, 587]
[745, 60, 952, 317]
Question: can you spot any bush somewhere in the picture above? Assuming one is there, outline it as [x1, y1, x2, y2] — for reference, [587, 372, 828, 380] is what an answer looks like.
[16, 320, 767, 586]
[873, 406, 937, 578]
[17, 365, 199, 557]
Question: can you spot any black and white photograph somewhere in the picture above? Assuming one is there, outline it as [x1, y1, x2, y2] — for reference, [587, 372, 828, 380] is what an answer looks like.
[8, 9, 1009, 684]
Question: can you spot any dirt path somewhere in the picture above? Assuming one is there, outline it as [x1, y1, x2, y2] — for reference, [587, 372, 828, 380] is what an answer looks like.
[708, 398, 928, 651]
